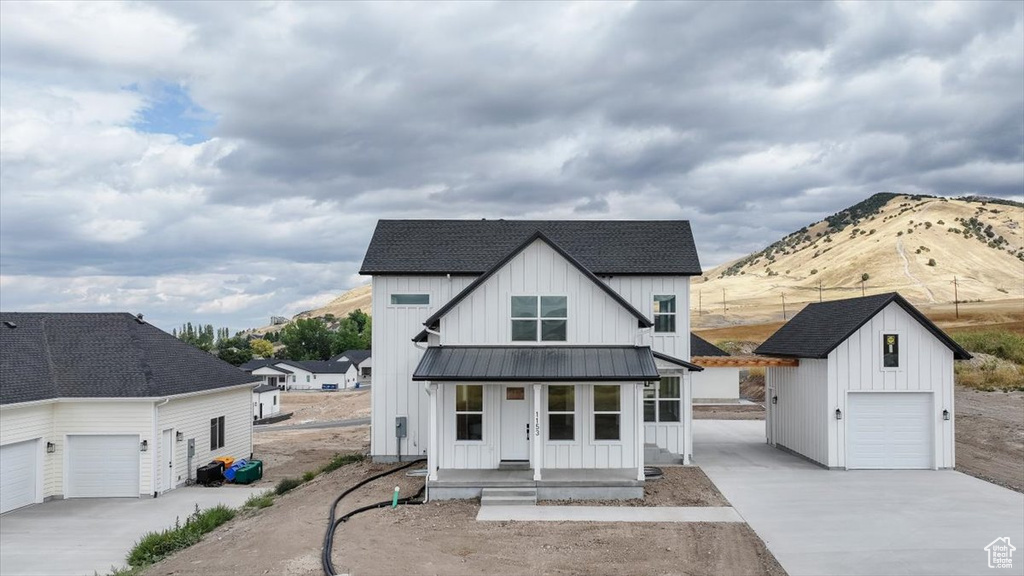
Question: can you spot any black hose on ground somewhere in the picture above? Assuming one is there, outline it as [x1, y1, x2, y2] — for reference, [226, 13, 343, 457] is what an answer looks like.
[321, 458, 426, 576]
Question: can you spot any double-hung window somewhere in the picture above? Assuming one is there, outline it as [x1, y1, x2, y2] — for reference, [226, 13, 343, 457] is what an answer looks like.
[653, 295, 676, 333]
[455, 385, 483, 441]
[644, 377, 680, 422]
[548, 385, 575, 440]
[593, 385, 621, 441]
[511, 296, 567, 341]
[210, 416, 226, 450]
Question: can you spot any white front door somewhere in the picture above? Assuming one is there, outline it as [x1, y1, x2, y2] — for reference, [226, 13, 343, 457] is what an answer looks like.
[500, 385, 530, 460]
[847, 392, 933, 469]
[161, 429, 174, 493]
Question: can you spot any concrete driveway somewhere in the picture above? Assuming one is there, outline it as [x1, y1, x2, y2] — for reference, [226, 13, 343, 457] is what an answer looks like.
[0, 485, 265, 576]
[695, 420, 1024, 576]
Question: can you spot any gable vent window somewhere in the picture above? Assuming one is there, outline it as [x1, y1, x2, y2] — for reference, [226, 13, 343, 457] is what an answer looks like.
[653, 295, 676, 333]
[883, 333, 899, 368]
[511, 296, 567, 341]
[390, 294, 430, 306]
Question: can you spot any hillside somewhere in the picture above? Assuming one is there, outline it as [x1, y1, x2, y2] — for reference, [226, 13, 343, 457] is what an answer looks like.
[295, 284, 372, 321]
[693, 194, 1024, 328]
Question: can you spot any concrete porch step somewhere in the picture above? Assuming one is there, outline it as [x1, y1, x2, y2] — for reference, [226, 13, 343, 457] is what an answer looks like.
[644, 443, 682, 465]
[497, 460, 530, 470]
[480, 487, 537, 506]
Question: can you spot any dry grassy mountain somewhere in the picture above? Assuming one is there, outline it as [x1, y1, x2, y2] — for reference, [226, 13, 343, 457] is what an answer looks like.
[693, 193, 1024, 328]
[295, 284, 372, 321]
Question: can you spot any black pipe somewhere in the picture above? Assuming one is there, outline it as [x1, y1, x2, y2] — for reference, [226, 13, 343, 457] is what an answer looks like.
[321, 458, 426, 576]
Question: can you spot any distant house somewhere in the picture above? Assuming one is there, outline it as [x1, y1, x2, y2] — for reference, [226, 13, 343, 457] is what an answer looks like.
[253, 383, 280, 421]
[0, 313, 258, 513]
[240, 358, 358, 391]
[690, 334, 740, 402]
[330, 349, 372, 386]
[755, 293, 971, 470]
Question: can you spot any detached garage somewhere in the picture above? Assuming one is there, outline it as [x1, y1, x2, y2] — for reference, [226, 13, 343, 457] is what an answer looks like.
[0, 312, 258, 514]
[755, 293, 971, 470]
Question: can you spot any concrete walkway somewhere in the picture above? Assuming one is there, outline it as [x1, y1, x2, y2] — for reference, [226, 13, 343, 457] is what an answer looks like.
[695, 419, 1024, 576]
[477, 505, 743, 522]
[0, 485, 265, 576]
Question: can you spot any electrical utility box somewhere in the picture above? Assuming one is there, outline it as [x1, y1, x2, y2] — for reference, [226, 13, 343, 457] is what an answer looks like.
[187, 438, 195, 458]
[395, 416, 407, 439]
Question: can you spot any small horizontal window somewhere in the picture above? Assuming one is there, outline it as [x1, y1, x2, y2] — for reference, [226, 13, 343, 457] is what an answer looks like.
[390, 294, 430, 305]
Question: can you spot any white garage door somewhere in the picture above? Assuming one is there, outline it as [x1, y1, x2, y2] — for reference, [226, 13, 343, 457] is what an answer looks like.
[848, 393, 933, 469]
[1, 439, 39, 513]
[67, 435, 140, 498]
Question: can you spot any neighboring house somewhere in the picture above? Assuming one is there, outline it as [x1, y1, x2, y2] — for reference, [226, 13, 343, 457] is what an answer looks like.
[0, 313, 257, 514]
[240, 358, 358, 391]
[690, 334, 740, 401]
[331, 350, 372, 386]
[361, 220, 704, 499]
[755, 293, 971, 470]
[253, 383, 280, 420]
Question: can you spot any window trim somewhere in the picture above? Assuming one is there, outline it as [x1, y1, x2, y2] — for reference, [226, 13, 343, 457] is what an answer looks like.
[547, 385, 577, 443]
[389, 293, 431, 306]
[454, 384, 484, 443]
[644, 376, 681, 423]
[511, 295, 568, 342]
[210, 416, 226, 451]
[592, 384, 622, 442]
[653, 295, 677, 334]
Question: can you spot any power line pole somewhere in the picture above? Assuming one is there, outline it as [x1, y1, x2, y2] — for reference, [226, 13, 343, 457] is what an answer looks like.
[698, 291, 702, 317]
[782, 293, 787, 320]
[818, 280, 823, 303]
[861, 277, 866, 297]
[953, 276, 959, 319]
[722, 288, 727, 316]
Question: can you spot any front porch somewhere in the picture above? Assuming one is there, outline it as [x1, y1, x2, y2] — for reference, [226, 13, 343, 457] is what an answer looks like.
[429, 467, 643, 501]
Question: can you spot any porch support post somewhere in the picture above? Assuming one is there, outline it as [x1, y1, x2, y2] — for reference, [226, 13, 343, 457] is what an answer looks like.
[636, 382, 645, 481]
[683, 371, 692, 465]
[427, 382, 439, 481]
[532, 383, 542, 481]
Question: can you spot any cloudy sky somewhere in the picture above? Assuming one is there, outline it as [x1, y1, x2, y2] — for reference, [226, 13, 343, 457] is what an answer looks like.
[1, 1, 1022, 332]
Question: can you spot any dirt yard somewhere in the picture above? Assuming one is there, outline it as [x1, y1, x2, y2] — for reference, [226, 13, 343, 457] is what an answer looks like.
[955, 386, 1024, 493]
[278, 388, 371, 423]
[146, 460, 785, 576]
[542, 466, 729, 507]
[694, 404, 766, 420]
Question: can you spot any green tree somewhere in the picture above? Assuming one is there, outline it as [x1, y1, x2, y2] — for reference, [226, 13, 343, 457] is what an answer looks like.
[250, 338, 274, 358]
[218, 346, 253, 366]
[280, 318, 334, 360]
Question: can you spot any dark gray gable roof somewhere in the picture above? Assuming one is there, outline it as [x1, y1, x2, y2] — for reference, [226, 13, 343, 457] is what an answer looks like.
[1, 313, 258, 405]
[421, 231, 654, 331]
[412, 346, 662, 381]
[330, 350, 371, 364]
[652, 351, 704, 372]
[253, 383, 279, 393]
[360, 220, 702, 276]
[754, 293, 971, 360]
[278, 360, 353, 374]
[240, 358, 292, 373]
[691, 334, 728, 357]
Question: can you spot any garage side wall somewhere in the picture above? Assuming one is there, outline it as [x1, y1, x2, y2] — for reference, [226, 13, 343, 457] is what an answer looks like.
[54, 402, 154, 496]
[766, 359, 829, 466]
[159, 387, 253, 489]
[828, 302, 956, 468]
[691, 367, 740, 400]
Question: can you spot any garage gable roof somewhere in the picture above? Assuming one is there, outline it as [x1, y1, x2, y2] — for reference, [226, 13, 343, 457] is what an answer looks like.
[754, 293, 971, 360]
[360, 219, 702, 276]
[420, 231, 654, 332]
[0, 313, 258, 405]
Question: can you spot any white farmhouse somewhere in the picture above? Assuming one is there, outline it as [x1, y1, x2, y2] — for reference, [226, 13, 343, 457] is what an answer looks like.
[755, 293, 971, 470]
[360, 220, 704, 500]
[0, 313, 257, 514]
[241, 359, 358, 391]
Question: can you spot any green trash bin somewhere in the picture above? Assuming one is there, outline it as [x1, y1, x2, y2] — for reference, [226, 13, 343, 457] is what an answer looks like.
[233, 460, 263, 484]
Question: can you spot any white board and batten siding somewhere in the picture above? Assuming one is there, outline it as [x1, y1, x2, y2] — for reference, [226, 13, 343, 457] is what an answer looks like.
[766, 360, 830, 466]
[604, 276, 691, 359]
[828, 301, 955, 469]
[158, 386, 253, 491]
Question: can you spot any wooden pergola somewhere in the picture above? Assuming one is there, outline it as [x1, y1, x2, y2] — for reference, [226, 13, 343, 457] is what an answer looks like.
[691, 355, 799, 368]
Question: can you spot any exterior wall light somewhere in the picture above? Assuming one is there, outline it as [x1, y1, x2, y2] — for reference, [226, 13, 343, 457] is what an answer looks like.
[140, 440, 149, 452]
[176, 431, 184, 442]
[771, 395, 778, 405]
[835, 408, 843, 420]
[46, 442, 56, 454]
[942, 409, 950, 421]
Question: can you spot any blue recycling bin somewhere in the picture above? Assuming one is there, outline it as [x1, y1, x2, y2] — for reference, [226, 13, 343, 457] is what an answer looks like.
[223, 458, 248, 482]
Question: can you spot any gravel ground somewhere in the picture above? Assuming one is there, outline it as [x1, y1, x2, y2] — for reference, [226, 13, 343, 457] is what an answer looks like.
[954, 385, 1024, 493]
[146, 460, 785, 576]
[542, 466, 729, 507]
[273, 389, 371, 425]
[693, 404, 766, 420]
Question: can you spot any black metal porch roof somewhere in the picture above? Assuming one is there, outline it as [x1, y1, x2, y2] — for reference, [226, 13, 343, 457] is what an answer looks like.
[412, 346, 663, 382]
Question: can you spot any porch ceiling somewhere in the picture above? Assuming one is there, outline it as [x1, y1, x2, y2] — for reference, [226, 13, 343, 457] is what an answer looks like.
[412, 345, 661, 381]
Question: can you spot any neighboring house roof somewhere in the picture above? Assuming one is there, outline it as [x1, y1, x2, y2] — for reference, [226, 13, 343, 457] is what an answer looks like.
[240, 358, 291, 373]
[421, 231, 655, 332]
[277, 360, 354, 374]
[330, 349, 371, 364]
[0, 312, 258, 406]
[253, 383, 279, 393]
[754, 293, 972, 360]
[691, 334, 729, 357]
[360, 220, 702, 276]
[651, 351, 704, 372]
[412, 346, 663, 381]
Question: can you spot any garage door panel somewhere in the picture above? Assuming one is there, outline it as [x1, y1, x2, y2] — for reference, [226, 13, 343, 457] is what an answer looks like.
[67, 435, 140, 498]
[848, 393, 932, 469]
[1, 440, 39, 513]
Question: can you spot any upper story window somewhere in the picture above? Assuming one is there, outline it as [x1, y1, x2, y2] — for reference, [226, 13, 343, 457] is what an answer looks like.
[511, 296, 567, 341]
[391, 294, 430, 306]
[882, 333, 899, 368]
[653, 295, 676, 333]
